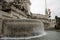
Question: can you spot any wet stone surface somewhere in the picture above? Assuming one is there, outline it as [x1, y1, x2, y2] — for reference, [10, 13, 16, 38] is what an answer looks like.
[29, 31, 60, 40]
[0, 31, 60, 40]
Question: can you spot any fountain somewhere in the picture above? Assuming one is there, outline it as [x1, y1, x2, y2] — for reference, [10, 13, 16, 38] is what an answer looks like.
[0, 0, 46, 40]
[0, 19, 46, 39]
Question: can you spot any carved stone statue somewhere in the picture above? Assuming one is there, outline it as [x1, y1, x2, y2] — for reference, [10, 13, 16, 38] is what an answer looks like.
[2, 1, 11, 12]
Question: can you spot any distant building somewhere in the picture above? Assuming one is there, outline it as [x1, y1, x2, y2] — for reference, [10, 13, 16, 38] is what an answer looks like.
[55, 16, 60, 29]
[31, 13, 55, 29]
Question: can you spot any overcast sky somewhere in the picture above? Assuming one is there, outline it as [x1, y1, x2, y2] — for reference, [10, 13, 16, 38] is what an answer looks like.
[30, 0, 60, 19]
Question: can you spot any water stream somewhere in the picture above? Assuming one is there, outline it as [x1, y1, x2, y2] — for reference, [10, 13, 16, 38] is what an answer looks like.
[1, 19, 46, 40]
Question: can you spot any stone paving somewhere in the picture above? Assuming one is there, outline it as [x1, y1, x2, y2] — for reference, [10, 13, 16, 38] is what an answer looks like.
[0, 31, 60, 40]
[28, 31, 60, 40]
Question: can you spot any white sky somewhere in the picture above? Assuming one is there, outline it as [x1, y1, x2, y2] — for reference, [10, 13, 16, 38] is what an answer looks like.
[30, 0, 60, 19]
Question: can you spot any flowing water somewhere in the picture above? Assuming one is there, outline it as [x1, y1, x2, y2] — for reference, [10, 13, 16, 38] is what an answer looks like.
[1, 19, 45, 40]
[1, 19, 60, 40]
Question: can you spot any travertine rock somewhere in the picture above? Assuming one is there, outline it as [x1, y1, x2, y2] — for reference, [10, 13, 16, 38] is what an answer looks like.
[3, 19, 44, 37]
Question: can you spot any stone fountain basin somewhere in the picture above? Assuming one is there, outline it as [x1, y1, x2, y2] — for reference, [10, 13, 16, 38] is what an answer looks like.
[2, 19, 46, 39]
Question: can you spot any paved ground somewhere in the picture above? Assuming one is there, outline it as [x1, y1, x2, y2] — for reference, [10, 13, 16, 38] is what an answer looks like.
[27, 31, 60, 40]
[0, 30, 60, 40]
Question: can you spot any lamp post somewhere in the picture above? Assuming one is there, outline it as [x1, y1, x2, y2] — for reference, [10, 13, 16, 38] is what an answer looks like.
[45, 0, 51, 18]
[45, 0, 48, 15]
